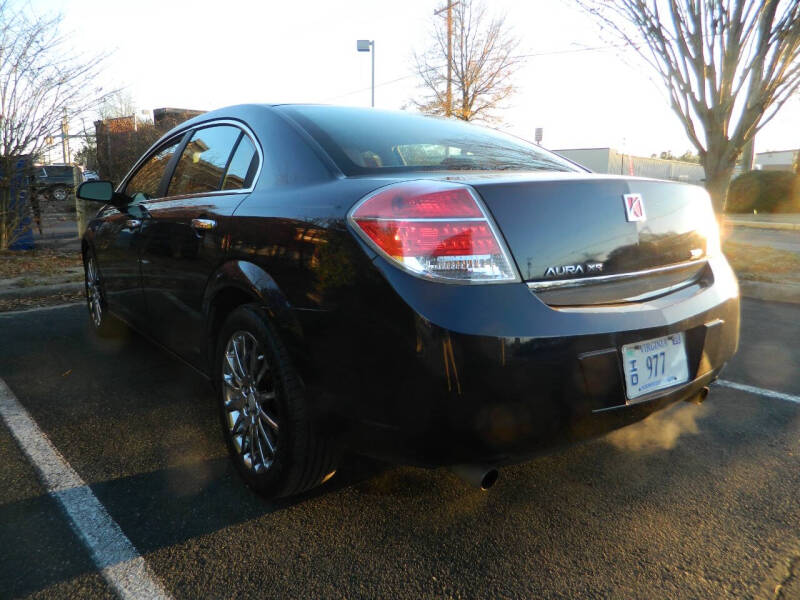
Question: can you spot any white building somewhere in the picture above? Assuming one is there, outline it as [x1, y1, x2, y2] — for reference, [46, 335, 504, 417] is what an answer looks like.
[553, 147, 706, 184]
[755, 149, 799, 172]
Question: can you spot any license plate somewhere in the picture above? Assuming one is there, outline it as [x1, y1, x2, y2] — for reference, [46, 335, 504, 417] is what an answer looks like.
[621, 333, 689, 401]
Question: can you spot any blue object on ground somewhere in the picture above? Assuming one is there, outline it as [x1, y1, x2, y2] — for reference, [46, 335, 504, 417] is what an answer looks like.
[6, 156, 34, 250]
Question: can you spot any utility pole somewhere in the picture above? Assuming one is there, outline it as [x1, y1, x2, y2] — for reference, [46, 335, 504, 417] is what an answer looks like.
[434, 1, 458, 117]
[446, 2, 452, 117]
[61, 107, 71, 164]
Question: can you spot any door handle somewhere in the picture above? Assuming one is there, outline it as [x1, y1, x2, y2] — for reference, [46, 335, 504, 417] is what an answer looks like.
[125, 219, 142, 229]
[191, 218, 216, 232]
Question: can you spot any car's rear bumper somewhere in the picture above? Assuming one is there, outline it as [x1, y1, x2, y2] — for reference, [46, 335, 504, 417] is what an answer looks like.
[349, 367, 727, 468]
[303, 255, 740, 468]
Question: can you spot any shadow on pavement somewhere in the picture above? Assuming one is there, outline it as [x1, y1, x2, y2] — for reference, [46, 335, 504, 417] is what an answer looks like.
[88, 454, 388, 556]
[2, 302, 800, 598]
[0, 484, 109, 599]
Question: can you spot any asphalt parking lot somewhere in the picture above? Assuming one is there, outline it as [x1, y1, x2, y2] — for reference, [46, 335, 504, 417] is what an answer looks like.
[1, 298, 799, 599]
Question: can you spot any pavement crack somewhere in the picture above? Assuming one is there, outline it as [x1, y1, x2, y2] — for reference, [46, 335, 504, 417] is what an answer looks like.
[774, 553, 800, 599]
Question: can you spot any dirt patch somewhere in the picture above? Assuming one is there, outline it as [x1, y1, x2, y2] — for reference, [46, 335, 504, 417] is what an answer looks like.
[0, 249, 82, 280]
[723, 241, 800, 284]
[0, 291, 84, 313]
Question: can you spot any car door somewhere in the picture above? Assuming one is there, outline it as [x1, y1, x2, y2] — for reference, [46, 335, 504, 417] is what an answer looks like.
[93, 138, 183, 327]
[139, 123, 259, 369]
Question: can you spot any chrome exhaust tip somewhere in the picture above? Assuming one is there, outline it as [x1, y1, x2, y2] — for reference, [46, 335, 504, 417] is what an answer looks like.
[449, 464, 499, 490]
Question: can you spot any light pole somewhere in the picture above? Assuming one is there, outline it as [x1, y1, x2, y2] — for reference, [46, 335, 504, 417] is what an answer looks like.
[356, 39, 375, 107]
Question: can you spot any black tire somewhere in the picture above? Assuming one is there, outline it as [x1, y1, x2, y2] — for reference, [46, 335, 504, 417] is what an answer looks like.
[51, 185, 68, 202]
[215, 304, 337, 498]
[83, 251, 124, 338]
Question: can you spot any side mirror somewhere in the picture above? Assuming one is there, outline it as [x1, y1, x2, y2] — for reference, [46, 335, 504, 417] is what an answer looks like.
[76, 180, 113, 203]
[76, 180, 128, 208]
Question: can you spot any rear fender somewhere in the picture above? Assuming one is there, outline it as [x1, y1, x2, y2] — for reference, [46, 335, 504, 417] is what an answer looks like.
[203, 260, 305, 374]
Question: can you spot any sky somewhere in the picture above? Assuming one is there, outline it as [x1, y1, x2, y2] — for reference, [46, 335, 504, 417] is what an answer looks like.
[31, 0, 800, 157]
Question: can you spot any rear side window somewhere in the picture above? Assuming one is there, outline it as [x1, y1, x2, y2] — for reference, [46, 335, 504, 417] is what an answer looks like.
[125, 141, 181, 202]
[168, 125, 241, 196]
[222, 135, 257, 190]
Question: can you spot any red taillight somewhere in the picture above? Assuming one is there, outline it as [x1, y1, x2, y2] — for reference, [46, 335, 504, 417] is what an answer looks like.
[356, 221, 501, 257]
[352, 181, 483, 219]
[349, 181, 518, 283]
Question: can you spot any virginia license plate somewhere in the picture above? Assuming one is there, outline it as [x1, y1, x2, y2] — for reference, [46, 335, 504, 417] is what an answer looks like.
[621, 333, 689, 401]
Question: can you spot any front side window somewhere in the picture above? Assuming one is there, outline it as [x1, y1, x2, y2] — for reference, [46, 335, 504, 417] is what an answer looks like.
[124, 141, 181, 202]
[168, 125, 241, 196]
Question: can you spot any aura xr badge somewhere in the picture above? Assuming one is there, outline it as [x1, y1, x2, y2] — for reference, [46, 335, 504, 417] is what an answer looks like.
[623, 193, 646, 222]
[544, 262, 604, 278]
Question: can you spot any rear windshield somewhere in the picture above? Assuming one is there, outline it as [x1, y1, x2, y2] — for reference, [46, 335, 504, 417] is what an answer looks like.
[278, 105, 580, 176]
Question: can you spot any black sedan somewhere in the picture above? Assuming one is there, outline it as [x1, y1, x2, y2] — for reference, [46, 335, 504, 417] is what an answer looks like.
[78, 104, 739, 498]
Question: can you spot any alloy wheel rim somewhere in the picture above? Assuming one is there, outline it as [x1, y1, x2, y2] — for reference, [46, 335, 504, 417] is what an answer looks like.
[85, 258, 103, 327]
[222, 331, 279, 472]
[53, 188, 67, 201]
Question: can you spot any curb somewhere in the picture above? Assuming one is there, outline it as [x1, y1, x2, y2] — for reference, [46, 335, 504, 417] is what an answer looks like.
[724, 220, 800, 231]
[738, 280, 800, 304]
[0, 282, 83, 301]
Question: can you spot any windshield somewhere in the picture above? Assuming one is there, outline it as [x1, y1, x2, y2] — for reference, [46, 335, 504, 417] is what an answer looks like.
[278, 105, 580, 175]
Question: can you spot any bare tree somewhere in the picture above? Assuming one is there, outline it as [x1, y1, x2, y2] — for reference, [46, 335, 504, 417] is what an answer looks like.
[0, 0, 110, 249]
[575, 0, 800, 212]
[98, 90, 138, 122]
[411, 0, 523, 122]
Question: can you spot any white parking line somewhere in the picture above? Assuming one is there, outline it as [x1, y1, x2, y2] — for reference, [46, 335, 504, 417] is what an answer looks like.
[0, 377, 172, 600]
[716, 379, 800, 405]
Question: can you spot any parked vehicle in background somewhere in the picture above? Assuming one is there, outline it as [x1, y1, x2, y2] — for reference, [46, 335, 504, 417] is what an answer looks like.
[82, 169, 99, 181]
[77, 104, 740, 500]
[31, 163, 79, 201]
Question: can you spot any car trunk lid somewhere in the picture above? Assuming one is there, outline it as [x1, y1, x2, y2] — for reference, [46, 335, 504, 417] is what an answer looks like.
[461, 173, 711, 304]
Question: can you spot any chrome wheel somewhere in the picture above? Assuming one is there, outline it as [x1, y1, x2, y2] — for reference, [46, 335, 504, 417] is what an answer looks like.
[222, 331, 279, 473]
[85, 256, 103, 328]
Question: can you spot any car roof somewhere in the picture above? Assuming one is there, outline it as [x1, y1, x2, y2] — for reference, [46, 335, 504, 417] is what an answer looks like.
[158, 103, 413, 139]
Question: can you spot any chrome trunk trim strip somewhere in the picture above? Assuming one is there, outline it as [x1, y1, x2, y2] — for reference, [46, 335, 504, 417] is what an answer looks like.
[526, 259, 707, 291]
